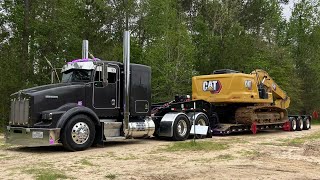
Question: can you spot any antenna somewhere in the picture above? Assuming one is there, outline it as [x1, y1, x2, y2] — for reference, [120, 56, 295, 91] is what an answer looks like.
[45, 57, 60, 83]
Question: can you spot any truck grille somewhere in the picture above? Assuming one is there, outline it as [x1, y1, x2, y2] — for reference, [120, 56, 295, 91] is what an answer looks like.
[10, 99, 30, 125]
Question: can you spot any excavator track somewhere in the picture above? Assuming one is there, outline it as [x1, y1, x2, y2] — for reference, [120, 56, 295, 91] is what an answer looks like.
[235, 106, 288, 125]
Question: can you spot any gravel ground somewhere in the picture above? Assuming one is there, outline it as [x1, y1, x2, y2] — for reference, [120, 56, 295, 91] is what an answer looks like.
[1, 126, 320, 180]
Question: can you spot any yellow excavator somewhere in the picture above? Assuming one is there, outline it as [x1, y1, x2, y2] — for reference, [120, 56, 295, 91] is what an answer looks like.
[191, 69, 309, 133]
[151, 68, 310, 137]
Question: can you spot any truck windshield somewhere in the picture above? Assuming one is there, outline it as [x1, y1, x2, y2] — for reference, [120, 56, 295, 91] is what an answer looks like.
[61, 69, 92, 83]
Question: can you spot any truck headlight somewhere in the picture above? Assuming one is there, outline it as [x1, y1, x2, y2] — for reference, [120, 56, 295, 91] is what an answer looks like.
[42, 113, 53, 120]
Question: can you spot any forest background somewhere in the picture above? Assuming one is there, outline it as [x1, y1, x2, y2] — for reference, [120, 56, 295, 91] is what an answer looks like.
[1, 0, 320, 129]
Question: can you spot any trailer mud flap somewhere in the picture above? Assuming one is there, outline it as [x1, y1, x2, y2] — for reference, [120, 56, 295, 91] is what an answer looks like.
[159, 121, 173, 137]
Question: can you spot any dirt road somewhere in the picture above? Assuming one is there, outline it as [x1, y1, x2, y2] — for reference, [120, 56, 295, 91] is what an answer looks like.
[1, 126, 320, 180]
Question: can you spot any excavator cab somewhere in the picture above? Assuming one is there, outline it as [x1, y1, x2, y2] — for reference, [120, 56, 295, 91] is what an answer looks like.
[258, 83, 269, 99]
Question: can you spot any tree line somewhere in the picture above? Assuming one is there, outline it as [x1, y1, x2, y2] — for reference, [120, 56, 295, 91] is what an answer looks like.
[1, 0, 320, 128]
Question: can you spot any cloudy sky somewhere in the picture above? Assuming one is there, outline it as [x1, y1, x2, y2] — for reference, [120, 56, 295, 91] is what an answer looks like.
[281, 0, 297, 20]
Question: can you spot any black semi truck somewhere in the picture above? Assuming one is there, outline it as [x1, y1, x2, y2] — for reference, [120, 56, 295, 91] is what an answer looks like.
[6, 32, 213, 151]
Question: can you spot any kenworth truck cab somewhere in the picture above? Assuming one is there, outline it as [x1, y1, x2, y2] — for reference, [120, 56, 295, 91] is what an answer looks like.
[6, 58, 156, 151]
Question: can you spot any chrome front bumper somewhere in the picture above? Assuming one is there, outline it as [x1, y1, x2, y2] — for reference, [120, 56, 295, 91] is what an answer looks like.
[6, 126, 61, 147]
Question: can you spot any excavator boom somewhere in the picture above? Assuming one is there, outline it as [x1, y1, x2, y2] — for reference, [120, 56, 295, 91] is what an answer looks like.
[251, 69, 290, 109]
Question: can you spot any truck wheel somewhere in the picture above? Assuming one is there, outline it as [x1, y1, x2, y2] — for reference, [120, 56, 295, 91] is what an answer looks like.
[194, 114, 209, 139]
[172, 114, 190, 141]
[296, 117, 303, 131]
[303, 117, 311, 130]
[61, 114, 96, 151]
[290, 117, 297, 131]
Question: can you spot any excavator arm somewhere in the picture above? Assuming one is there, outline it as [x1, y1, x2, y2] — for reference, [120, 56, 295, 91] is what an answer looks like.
[251, 69, 290, 109]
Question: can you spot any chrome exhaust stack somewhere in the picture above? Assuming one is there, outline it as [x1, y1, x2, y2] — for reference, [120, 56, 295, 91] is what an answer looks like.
[122, 31, 155, 138]
[123, 31, 130, 138]
[82, 40, 89, 59]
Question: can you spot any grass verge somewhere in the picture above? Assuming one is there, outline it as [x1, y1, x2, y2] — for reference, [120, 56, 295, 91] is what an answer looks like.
[79, 159, 95, 166]
[0, 137, 12, 149]
[115, 154, 138, 160]
[164, 140, 229, 152]
[215, 154, 234, 160]
[239, 150, 262, 157]
[105, 173, 117, 179]
[24, 168, 68, 180]
[281, 131, 320, 146]
[312, 120, 320, 125]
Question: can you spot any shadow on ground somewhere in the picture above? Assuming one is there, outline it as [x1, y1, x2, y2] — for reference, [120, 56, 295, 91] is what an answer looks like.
[5, 139, 148, 153]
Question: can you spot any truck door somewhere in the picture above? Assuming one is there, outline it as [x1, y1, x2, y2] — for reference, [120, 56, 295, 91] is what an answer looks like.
[93, 64, 119, 112]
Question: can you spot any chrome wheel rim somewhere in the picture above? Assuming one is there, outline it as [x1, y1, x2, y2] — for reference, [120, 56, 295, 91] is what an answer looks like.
[292, 120, 296, 130]
[197, 119, 206, 126]
[177, 120, 187, 137]
[306, 119, 310, 129]
[71, 122, 90, 144]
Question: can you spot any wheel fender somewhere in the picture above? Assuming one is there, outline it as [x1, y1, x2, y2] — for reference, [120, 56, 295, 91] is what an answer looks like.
[158, 112, 188, 137]
[186, 112, 209, 124]
[56, 106, 100, 129]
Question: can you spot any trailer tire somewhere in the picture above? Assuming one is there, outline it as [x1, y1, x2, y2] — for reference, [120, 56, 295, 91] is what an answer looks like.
[303, 117, 311, 130]
[61, 114, 96, 151]
[290, 117, 297, 131]
[296, 117, 303, 131]
[194, 114, 209, 139]
[172, 114, 190, 141]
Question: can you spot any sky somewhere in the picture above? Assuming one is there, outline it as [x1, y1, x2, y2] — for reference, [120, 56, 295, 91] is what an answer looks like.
[281, 0, 297, 20]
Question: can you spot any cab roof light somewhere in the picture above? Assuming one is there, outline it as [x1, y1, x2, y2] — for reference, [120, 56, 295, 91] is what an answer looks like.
[68, 58, 100, 64]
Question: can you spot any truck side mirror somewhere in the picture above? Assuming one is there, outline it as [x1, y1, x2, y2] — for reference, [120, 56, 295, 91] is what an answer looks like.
[102, 63, 108, 84]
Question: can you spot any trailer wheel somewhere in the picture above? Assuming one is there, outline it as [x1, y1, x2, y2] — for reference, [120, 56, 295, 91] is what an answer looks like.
[172, 114, 190, 141]
[290, 117, 297, 131]
[61, 114, 96, 151]
[303, 117, 311, 130]
[194, 114, 209, 139]
[296, 117, 303, 131]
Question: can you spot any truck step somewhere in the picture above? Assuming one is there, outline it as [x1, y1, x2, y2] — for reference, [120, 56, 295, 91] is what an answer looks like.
[100, 119, 117, 122]
[104, 136, 126, 141]
[102, 121, 122, 137]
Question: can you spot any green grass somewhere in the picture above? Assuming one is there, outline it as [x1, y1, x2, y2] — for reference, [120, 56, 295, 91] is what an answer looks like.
[281, 131, 320, 147]
[259, 142, 284, 146]
[115, 154, 138, 160]
[239, 150, 261, 157]
[219, 138, 249, 144]
[192, 154, 234, 163]
[0, 137, 12, 149]
[164, 141, 229, 152]
[215, 154, 234, 160]
[312, 120, 320, 125]
[105, 173, 117, 179]
[79, 159, 95, 166]
[25, 168, 68, 180]
[148, 156, 170, 161]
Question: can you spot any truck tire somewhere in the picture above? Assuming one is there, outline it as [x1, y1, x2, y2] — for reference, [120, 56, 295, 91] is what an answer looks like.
[172, 114, 190, 141]
[296, 117, 303, 131]
[303, 117, 311, 130]
[290, 117, 297, 131]
[194, 114, 209, 139]
[61, 114, 96, 151]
